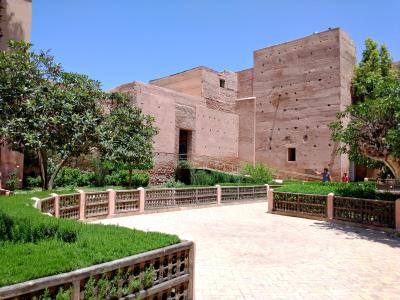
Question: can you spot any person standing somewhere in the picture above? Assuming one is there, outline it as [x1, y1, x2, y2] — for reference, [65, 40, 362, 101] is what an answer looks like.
[315, 168, 331, 182]
[341, 172, 349, 183]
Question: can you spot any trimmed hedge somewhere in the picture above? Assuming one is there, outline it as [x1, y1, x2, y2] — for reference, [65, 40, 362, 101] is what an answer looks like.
[0, 191, 179, 287]
[275, 181, 398, 201]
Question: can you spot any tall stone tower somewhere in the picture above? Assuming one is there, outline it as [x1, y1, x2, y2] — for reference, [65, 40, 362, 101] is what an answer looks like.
[0, 0, 32, 188]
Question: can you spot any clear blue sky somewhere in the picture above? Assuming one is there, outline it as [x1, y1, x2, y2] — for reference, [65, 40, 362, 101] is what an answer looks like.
[31, 0, 400, 90]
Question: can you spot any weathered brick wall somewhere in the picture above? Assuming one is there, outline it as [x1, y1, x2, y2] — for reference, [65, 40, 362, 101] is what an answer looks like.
[253, 29, 355, 179]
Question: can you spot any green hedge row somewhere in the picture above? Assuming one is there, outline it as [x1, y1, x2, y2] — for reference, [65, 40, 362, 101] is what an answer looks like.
[275, 181, 398, 201]
[0, 191, 179, 287]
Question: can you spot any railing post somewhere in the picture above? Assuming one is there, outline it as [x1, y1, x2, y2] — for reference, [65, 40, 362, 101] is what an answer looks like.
[216, 185, 221, 205]
[327, 193, 334, 220]
[51, 193, 60, 218]
[396, 199, 400, 232]
[265, 184, 269, 201]
[32, 197, 41, 210]
[107, 189, 116, 217]
[78, 190, 86, 220]
[267, 189, 274, 213]
[138, 187, 145, 213]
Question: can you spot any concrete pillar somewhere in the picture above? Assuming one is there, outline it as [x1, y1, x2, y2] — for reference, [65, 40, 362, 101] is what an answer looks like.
[51, 193, 60, 218]
[327, 193, 334, 220]
[107, 189, 116, 216]
[138, 187, 145, 213]
[215, 185, 221, 205]
[78, 190, 86, 220]
[267, 189, 274, 213]
[396, 199, 400, 232]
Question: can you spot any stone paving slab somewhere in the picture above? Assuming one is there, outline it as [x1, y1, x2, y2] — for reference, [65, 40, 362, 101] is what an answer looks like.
[95, 202, 400, 299]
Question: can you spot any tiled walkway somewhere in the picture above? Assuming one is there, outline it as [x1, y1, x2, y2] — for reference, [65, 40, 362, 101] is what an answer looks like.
[97, 203, 400, 299]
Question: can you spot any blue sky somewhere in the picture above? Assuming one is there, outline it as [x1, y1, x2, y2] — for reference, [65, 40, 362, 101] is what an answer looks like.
[32, 0, 400, 90]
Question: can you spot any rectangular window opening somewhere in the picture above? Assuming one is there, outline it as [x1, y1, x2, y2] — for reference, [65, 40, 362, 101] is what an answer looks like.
[219, 79, 225, 88]
[288, 148, 296, 162]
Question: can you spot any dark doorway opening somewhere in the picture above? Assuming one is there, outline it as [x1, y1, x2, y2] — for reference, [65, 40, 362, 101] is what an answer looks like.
[179, 130, 190, 160]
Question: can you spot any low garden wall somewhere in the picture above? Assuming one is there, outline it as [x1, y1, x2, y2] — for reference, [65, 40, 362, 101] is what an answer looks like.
[36, 185, 269, 220]
[0, 241, 194, 300]
[268, 189, 400, 231]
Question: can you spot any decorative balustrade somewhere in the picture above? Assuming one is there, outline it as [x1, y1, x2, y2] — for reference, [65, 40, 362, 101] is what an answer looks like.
[334, 196, 396, 228]
[273, 191, 327, 217]
[377, 179, 400, 191]
[0, 241, 194, 300]
[37, 185, 268, 220]
[221, 186, 268, 203]
[269, 189, 400, 231]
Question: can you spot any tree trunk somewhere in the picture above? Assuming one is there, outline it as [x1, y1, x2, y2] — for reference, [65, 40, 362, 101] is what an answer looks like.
[38, 150, 48, 190]
[48, 158, 67, 190]
[128, 169, 132, 188]
[384, 156, 400, 178]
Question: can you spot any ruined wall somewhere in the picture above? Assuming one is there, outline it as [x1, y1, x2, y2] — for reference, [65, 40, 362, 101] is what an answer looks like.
[236, 98, 256, 164]
[253, 29, 355, 179]
[237, 68, 254, 99]
[149, 67, 203, 99]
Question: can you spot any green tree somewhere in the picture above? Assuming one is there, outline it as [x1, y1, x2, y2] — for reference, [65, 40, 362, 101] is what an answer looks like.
[330, 38, 400, 177]
[98, 96, 158, 187]
[0, 41, 104, 189]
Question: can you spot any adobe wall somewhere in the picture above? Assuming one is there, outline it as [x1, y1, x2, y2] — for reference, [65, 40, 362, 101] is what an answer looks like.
[0, 0, 32, 50]
[0, 0, 31, 188]
[149, 67, 203, 98]
[253, 29, 355, 179]
[237, 68, 254, 99]
[201, 69, 238, 112]
[236, 97, 256, 165]
[114, 81, 240, 183]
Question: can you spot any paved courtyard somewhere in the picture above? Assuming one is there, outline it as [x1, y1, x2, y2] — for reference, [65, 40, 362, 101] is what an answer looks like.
[97, 203, 400, 299]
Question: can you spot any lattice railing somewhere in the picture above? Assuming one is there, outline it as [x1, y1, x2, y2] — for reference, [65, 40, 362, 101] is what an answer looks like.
[115, 190, 140, 213]
[221, 186, 267, 203]
[273, 191, 327, 217]
[334, 196, 396, 228]
[85, 192, 109, 217]
[0, 241, 194, 300]
[145, 189, 175, 210]
[59, 193, 80, 220]
[377, 179, 400, 191]
[40, 196, 55, 215]
[196, 187, 217, 205]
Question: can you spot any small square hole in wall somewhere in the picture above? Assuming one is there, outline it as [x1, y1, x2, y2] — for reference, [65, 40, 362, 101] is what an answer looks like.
[288, 148, 296, 162]
[219, 79, 225, 88]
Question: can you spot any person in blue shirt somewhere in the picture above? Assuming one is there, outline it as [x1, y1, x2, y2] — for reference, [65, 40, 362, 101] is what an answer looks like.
[315, 168, 331, 182]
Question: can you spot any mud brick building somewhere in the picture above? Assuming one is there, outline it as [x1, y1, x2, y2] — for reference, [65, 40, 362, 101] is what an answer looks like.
[114, 28, 357, 182]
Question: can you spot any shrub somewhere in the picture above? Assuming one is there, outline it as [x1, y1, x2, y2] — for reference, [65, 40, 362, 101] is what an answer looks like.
[191, 170, 213, 186]
[54, 167, 96, 188]
[164, 179, 186, 188]
[176, 160, 192, 170]
[241, 163, 274, 184]
[210, 171, 243, 184]
[26, 176, 42, 188]
[6, 170, 18, 191]
[105, 170, 149, 188]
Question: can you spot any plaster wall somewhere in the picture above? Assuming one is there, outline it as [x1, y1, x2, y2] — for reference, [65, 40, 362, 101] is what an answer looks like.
[237, 68, 254, 99]
[236, 98, 256, 164]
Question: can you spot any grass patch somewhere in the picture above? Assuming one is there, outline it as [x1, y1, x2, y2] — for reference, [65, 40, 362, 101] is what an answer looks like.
[0, 191, 179, 287]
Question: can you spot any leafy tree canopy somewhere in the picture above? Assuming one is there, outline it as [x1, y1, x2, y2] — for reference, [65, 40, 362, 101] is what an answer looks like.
[330, 38, 400, 177]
